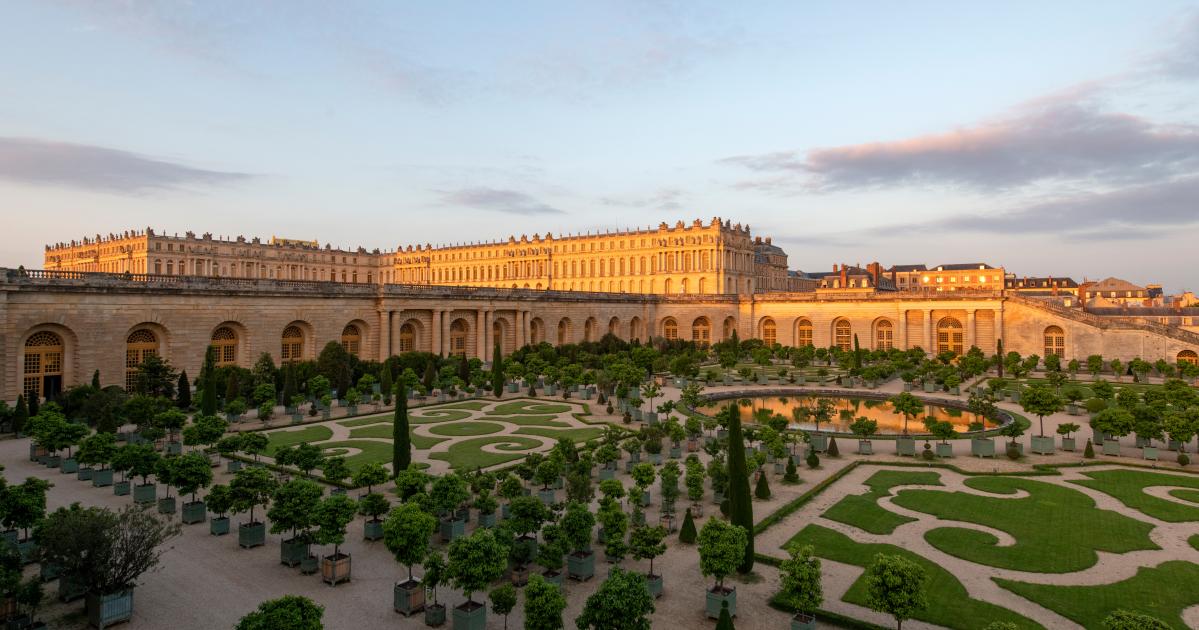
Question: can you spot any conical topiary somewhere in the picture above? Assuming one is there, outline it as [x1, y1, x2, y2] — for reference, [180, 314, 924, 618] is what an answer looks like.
[754, 472, 771, 500]
[678, 508, 697, 543]
[715, 600, 735, 630]
[783, 457, 799, 484]
[827, 436, 840, 457]
[1084, 439, 1095, 459]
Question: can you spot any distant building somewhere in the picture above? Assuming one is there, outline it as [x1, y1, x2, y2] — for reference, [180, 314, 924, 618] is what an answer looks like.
[888, 263, 1004, 292]
[811, 263, 897, 293]
[1080, 277, 1158, 308]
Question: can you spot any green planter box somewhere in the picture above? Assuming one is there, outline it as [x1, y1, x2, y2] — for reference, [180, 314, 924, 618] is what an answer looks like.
[640, 490, 651, 507]
[792, 612, 817, 630]
[568, 551, 595, 581]
[227, 460, 242, 473]
[59, 457, 79, 474]
[543, 570, 565, 588]
[477, 512, 497, 528]
[506, 383, 519, 393]
[646, 574, 663, 599]
[17, 539, 36, 565]
[113, 480, 131, 496]
[1103, 440, 1122, 456]
[300, 554, 319, 575]
[394, 580, 425, 616]
[810, 434, 828, 452]
[364, 519, 384, 541]
[451, 602, 487, 630]
[58, 574, 87, 603]
[133, 484, 156, 505]
[1031, 435, 1055, 455]
[670, 445, 682, 459]
[1061, 437, 1076, 452]
[1144, 446, 1159, 461]
[440, 518, 465, 543]
[538, 489, 556, 505]
[935, 443, 953, 458]
[1006, 442, 1024, 458]
[182, 500, 206, 525]
[599, 468, 615, 480]
[971, 438, 996, 458]
[857, 440, 873, 455]
[425, 604, 447, 627]
[77, 466, 94, 481]
[210, 516, 230, 536]
[166, 442, 182, 455]
[157, 497, 176, 515]
[239, 522, 266, 548]
[281, 538, 307, 566]
[896, 437, 916, 457]
[45, 455, 61, 468]
[39, 560, 61, 583]
[87, 590, 134, 628]
[706, 587, 736, 619]
[923, 382, 937, 393]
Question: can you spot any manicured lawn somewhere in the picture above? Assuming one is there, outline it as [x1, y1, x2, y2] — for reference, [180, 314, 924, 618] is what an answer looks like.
[264, 426, 334, 455]
[1071, 469, 1199, 521]
[426, 421, 506, 437]
[822, 470, 943, 535]
[893, 476, 1158, 573]
[440, 401, 490, 410]
[408, 409, 474, 424]
[1171, 488, 1199, 504]
[316, 440, 395, 470]
[337, 414, 391, 427]
[996, 561, 1199, 630]
[347, 425, 444, 449]
[515, 427, 604, 443]
[490, 401, 573, 415]
[779, 524, 1043, 629]
[1190, 534, 1199, 552]
[430, 436, 543, 470]
[484, 414, 569, 427]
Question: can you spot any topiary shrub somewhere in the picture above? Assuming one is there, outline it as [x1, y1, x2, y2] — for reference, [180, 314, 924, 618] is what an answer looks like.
[922, 443, 935, 461]
[827, 437, 840, 457]
[783, 458, 799, 484]
[806, 451, 820, 469]
[678, 508, 697, 544]
[1179, 452, 1190, 467]
[754, 473, 771, 500]
[1006, 443, 1021, 460]
[1084, 439, 1095, 459]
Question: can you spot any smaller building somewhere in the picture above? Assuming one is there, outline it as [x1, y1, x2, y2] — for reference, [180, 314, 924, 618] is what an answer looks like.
[1080, 277, 1157, 308]
[888, 263, 1004, 292]
[812, 263, 896, 293]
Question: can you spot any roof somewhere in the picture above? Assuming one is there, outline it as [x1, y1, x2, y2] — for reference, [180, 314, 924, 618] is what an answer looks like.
[932, 263, 995, 271]
[1005, 276, 1079, 289]
[1087, 277, 1147, 292]
[887, 264, 927, 273]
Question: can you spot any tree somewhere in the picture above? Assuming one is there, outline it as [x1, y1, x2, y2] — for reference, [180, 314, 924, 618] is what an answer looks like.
[678, 508, 697, 543]
[230, 466, 277, 524]
[239, 432, 269, 462]
[715, 600, 735, 630]
[492, 342, 505, 399]
[236, 595, 324, 630]
[864, 553, 928, 630]
[489, 582, 518, 630]
[313, 494, 358, 559]
[780, 544, 822, 619]
[888, 392, 924, 435]
[171, 452, 214, 503]
[317, 341, 353, 396]
[176, 370, 191, 409]
[524, 573, 566, 630]
[134, 354, 178, 399]
[11, 396, 27, 436]
[268, 479, 323, 544]
[1021, 385, 1065, 437]
[562, 501, 596, 555]
[698, 517, 747, 593]
[725, 404, 755, 573]
[206, 484, 233, 520]
[4, 478, 51, 539]
[576, 567, 654, 630]
[353, 461, 389, 494]
[629, 525, 666, 577]
[1101, 610, 1170, 630]
[754, 472, 771, 500]
[77, 431, 118, 471]
[393, 393, 411, 474]
[380, 361, 394, 405]
[447, 527, 509, 607]
[383, 502, 438, 582]
[199, 346, 218, 416]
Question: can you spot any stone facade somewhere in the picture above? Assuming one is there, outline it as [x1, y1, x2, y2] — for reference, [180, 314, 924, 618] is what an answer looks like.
[5, 269, 1199, 403]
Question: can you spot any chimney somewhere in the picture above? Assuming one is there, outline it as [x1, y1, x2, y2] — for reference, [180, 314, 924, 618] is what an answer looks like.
[840, 264, 848, 288]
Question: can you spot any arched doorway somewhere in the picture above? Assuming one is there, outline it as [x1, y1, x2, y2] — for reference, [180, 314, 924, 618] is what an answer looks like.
[281, 325, 304, 362]
[662, 318, 679, 341]
[875, 320, 894, 351]
[1043, 326, 1064, 358]
[211, 326, 238, 367]
[449, 319, 468, 356]
[399, 322, 418, 353]
[692, 317, 711, 346]
[760, 318, 777, 346]
[833, 319, 852, 351]
[341, 324, 362, 357]
[937, 317, 964, 355]
[23, 331, 64, 400]
[125, 329, 159, 392]
[557, 318, 571, 346]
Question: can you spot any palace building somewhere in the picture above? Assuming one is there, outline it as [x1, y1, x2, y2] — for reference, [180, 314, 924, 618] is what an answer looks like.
[11, 219, 1199, 403]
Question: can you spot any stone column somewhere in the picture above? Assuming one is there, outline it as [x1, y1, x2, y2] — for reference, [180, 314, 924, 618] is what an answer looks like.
[480, 310, 492, 361]
[379, 310, 390, 361]
[898, 310, 908, 350]
[391, 311, 401, 356]
[995, 308, 1004, 348]
[966, 309, 976, 350]
[442, 311, 451, 356]
[431, 310, 443, 356]
[922, 310, 932, 354]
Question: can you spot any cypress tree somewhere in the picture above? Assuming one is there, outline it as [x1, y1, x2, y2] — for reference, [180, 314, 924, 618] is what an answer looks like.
[27, 394, 38, 419]
[853, 334, 862, 369]
[458, 352, 470, 382]
[678, 508, 697, 543]
[492, 341, 504, 398]
[726, 403, 755, 573]
[12, 396, 27, 436]
[176, 370, 191, 410]
[754, 472, 771, 500]
[996, 338, 1005, 377]
[380, 362, 393, 405]
[422, 360, 437, 392]
[91, 370, 101, 389]
[393, 392, 411, 475]
[200, 345, 218, 416]
[715, 601, 735, 630]
[224, 369, 240, 405]
[281, 364, 296, 407]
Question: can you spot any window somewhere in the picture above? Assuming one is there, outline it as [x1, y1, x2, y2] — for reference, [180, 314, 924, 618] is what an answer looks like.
[449, 320, 467, 356]
[530, 318, 545, 345]
[834, 319, 851, 351]
[125, 329, 159, 392]
[796, 319, 813, 347]
[211, 326, 238, 367]
[692, 317, 711, 346]
[341, 324, 362, 357]
[761, 318, 777, 346]
[23, 331, 64, 400]
[663, 318, 679, 341]
[937, 317, 964, 355]
[875, 320, 893, 350]
[1043, 326, 1064, 358]
[557, 319, 570, 346]
[399, 323, 416, 352]
[1178, 350, 1198, 366]
[281, 325, 304, 362]
[584, 318, 598, 342]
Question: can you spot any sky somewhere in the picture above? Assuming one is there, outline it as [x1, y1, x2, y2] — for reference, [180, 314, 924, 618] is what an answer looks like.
[2, 1, 1198, 291]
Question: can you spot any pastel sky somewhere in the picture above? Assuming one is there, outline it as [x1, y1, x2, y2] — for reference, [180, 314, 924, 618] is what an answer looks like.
[3, 2, 1198, 291]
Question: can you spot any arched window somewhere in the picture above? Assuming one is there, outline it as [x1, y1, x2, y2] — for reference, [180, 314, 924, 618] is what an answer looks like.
[1043, 326, 1065, 358]
[723, 317, 736, 341]
[557, 319, 570, 346]
[1179, 350, 1198, 366]
[664, 279, 673, 294]
[530, 318, 545, 345]
[692, 317, 711, 346]
[125, 329, 159, 392]
[698, 277, 706, 294]
[584, 318, 598, 342]
[449, 319, 467, 356]
[630, 317, 642, 342]
[761, 318, 777, 346]
[834, 319, 852, 351]
[23, 331, 64, 400]
[796, 319, 813, 347]
[341, 324, 362, 357]
[281, 325, 304, 362]
[492, 321, 504, 352]
[663, 318, 679, 341]
[211, 326, 238, 367]
[875, 320, 893, 351]
[608, 317, 620, 337]
[937, 317, 964, 355]
[399, 323, 416, 353]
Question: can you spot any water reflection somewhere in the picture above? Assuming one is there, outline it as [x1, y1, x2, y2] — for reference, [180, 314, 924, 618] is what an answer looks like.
[696, 395, 993, 435]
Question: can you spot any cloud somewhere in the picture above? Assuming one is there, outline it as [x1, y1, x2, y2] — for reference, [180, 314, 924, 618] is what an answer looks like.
[438, 187, 564, 215]
[600, 188, 684, 211]
[1148, 10, 1199, 80]
[0, 137, 254, 194]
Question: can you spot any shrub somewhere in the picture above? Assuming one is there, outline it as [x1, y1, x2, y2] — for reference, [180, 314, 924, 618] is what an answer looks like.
[921, 443, 935, 461]
[1005, 443, 1021, 460]
[754, 473, 771, 500]
[806, 451, 820, 469]
[678, 508, 696, 544]
[1179, 452, 1190, 467]
[1084, 439, 1095, 459]
[826, 437, 840, 457]
[783, 457, 799, 484]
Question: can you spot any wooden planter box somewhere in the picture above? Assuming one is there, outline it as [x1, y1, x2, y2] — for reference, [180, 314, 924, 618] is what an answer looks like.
[157, 497, 176, 515]
[364, 519, 384, 540]
[1006, 442, 1024, 458]
[300, 555, 319, 575]
[1061, 437, 1076, 452]
[439, 518, 465, 543]
[226, 460, 242, 473]
[599, 468, 615, 480]
[646, 574, 663, 599]
[76, 466, 94, 481]
[935, 443, 953, 458]
[281, 538, 307, 566]
[1031, 436, 1055, 455]
[971, 438, 995, 458]
[568, 550, 595, 581]
[92, 469, 113, 487]
[58, 574, 87, 603]
[538, 489, 556, 505]
[113, 480, 131, 496]
[810, 434, 828, 452]
[1103, 440, 1122, 456]
[477, 512, 496, 528]
[1143, 446, 1159, 461]
[896, 437, 916, 457]
[210, 516, 230, 536]
[394, 580, 425, 616]
[321, 553, 352, 586]
[181, 500, 206, 524]
[132, 484, 156, 505]
[857, 440, 873, 455]
[706, 586, 736, 619]
[451, 601, 486, 630]
[425, 604, 446, 627]
[86, 589, 133, 628]
[239, 522, 266, 548]
[792, 612, 817, 630]
[60, 457, 79, 474]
